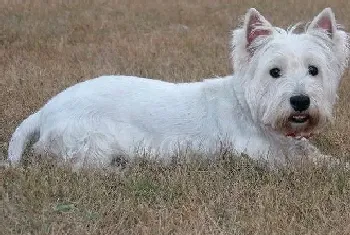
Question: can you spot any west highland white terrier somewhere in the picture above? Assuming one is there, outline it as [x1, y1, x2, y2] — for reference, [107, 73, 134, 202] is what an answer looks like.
[8, 8, 349, 168]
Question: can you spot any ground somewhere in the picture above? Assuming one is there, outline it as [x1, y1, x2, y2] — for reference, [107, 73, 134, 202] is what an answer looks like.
[1, 0, 350, 234]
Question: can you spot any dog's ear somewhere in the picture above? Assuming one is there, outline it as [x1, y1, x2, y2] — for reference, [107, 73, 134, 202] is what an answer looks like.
[308, 8, 336, 39]
[231, 8, 274, 72]
[308, 8, 349, 75]
[244, 8, 273, 48]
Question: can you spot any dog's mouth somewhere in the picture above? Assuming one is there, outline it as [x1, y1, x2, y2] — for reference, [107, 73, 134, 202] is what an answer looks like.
[288, 113, 310, 124]
[285, 112, 314, 139]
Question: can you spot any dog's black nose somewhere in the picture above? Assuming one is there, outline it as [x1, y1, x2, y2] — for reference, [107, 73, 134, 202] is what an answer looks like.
[290, 95, 310, 112]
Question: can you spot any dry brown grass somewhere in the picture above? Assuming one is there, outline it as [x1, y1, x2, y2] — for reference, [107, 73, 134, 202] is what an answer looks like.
[1, 0, 350, 234]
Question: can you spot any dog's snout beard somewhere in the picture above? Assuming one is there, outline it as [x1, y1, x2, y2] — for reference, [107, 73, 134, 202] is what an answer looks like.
[263, 105, 330, 139]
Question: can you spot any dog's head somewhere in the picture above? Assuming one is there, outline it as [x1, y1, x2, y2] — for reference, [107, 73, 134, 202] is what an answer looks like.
[231, 8, 349, 139]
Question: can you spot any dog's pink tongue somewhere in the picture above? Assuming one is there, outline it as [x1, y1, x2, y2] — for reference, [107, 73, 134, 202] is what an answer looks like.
[286, 132, 313, 139]
[286, 132, 296, 137]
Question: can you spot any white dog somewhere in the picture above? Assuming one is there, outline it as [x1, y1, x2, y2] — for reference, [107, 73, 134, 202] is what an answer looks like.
[8, 8, 349, 168]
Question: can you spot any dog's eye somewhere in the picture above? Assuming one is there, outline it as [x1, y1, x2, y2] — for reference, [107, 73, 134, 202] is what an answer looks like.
[269, 68, 281, 78]
[308, 65, 319, 76]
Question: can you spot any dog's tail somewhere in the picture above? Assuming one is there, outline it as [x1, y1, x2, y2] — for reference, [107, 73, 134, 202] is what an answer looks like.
[8, 111, 41, 165]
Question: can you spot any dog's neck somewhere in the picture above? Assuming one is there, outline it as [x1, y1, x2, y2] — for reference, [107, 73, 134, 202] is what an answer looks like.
[203, 75, 258, 134]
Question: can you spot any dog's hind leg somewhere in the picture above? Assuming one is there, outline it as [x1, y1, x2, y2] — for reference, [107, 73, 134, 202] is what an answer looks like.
[32, 127, 121, 169]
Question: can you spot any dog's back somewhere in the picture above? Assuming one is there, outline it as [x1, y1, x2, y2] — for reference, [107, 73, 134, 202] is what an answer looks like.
[8, 75, 218, 167]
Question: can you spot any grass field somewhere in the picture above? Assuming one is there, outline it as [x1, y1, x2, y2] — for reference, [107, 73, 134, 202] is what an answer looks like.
[1, 0, 350, 234]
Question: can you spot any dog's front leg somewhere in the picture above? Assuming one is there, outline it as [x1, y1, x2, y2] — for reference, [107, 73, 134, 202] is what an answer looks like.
[294, 139, 349, 169]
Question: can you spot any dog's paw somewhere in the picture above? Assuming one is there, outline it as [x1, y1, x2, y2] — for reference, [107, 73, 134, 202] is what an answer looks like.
[310, 153, 349, 169]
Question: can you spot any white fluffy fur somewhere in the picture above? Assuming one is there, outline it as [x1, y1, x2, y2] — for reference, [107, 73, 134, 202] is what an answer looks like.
[8, 8, 349, 168]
